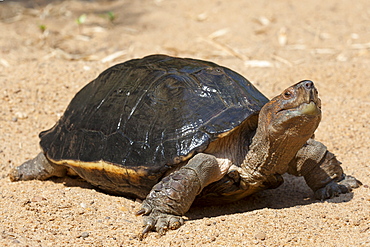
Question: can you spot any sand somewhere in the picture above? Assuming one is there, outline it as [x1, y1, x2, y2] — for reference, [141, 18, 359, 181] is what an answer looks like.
[0, 0, 369, 246]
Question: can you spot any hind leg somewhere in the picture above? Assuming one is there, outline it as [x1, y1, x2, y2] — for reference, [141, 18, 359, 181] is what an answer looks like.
[9, 152, 68, 181]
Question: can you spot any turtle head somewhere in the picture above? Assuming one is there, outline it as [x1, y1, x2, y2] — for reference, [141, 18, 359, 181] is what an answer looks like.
[258, 80, 322, 141]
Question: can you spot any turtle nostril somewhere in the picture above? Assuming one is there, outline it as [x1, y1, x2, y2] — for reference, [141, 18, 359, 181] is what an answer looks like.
[302, 80, 314, 89]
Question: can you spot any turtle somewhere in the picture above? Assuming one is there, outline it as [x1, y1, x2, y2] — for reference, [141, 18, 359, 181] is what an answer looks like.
[10, 54, 361, 237]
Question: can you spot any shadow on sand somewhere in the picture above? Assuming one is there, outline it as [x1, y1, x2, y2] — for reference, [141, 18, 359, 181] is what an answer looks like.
[186, 174, 354, 220]
[50, 173, 354, 221]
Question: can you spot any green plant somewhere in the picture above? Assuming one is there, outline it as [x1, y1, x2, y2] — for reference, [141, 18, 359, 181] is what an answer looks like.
[99, 11, 116, 23]
[38, 24, 47, 33]
[76, 14, 87, 25]
[107, 11, 115, 22]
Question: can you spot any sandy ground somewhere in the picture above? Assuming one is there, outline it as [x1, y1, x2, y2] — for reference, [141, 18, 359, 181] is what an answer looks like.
[1, 0, 370, 246]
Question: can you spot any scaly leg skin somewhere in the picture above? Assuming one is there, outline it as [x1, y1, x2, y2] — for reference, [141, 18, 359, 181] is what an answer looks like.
[287, 139, 362, 200]
[136, 153, 225, 239]
[9, 152, 68, 181]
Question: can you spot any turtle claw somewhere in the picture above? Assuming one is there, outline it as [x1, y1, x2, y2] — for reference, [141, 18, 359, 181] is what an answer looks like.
[338, 174, 362, 188]
[168, 216, 183, 230]
[152, 213, 184, 233]
[137, 200, 184, 239]
[138, 224, 153, 240]
[135, 201, 152, 216]
[135, 209, 145, 216]
[314, 174, 362, 200]
[135, 208, 150, 216]
[138, 212, 184, 239]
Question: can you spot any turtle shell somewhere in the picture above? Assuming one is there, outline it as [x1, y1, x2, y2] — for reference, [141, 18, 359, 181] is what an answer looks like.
[39, 55, 268, 198]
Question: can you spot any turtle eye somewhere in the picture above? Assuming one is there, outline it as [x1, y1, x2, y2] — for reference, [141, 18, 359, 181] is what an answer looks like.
[283, 89, 293, 99]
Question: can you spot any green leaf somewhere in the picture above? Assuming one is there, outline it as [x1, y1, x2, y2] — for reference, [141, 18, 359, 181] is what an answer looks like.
[76, 14, 87, 25]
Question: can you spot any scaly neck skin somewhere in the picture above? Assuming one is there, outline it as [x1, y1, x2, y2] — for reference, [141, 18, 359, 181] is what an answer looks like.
[240, 119, 313, 187]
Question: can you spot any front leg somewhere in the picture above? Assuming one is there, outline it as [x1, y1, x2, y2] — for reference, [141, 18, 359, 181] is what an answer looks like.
[287, 139, 361, 200]
[136, 153, 227, 238]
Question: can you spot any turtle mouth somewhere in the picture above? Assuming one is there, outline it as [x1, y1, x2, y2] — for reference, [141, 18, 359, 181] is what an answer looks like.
[298, 101, 321, 115]
[277, 100, 321, 117]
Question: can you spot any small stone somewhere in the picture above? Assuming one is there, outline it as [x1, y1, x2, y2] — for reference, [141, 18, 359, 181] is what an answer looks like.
[79, 232, 89, 238]
[197, 12, 208, 22]
[15, 112, 28, 119]
[255, 232, 267, 240]
[31, 196, 46, 202]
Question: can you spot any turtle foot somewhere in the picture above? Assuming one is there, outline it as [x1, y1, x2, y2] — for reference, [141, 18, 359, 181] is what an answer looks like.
[314, 174, 362, 200]
[135, 153, 222, 238]
[9, 152, 67, 181]
[136, 203, 184, 239]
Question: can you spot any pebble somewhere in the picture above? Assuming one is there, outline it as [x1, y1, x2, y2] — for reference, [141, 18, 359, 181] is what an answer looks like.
[79, 232, 89, 238]
[255, 232, 267, 240]
[31, 196, 46, 202]
[15, 112, 28, 119]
